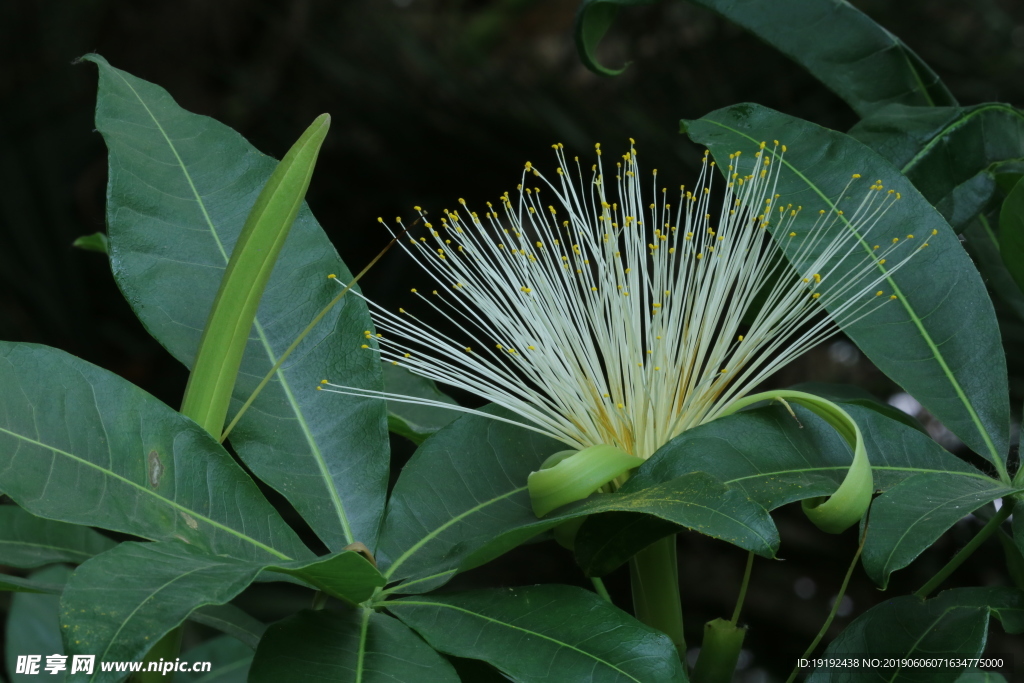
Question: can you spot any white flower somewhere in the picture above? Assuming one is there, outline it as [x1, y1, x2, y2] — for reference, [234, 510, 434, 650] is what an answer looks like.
[324, 141, 927, 458]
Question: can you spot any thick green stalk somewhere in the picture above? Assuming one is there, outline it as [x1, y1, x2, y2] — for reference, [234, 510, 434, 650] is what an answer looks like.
[692, 619, 746, 683]
[629, 535, 685, 658]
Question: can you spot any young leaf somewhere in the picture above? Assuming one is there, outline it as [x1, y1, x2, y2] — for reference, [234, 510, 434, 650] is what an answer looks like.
[180, 113, 331, 436]
[389, 585, 687, 683]
[850, 104, 1024, 231]
[575, 0, 954, 116]
[80, 53, 389, 552]
[0, 574, 64, 595]
[249, 609, 459, 683]
[0, 506, 116, 569]
[685, 104, 1010, 474]
[0, 342, 309, 562]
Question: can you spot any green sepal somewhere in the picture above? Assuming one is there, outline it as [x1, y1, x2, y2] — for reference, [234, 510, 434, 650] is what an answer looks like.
[179, 113, 331, 435]
[527, 444, 644, 517]
[723, 390, 872, 533]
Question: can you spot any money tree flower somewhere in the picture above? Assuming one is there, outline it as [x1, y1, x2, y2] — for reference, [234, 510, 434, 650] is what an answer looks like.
[323, 141, 925, 462]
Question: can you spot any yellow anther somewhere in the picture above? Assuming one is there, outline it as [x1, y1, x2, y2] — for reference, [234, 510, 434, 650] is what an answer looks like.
[890, 295, 898, 300]
[320, 379, 328, 385]
[360, 344, 369, 349]
[410, 288, 418, 293]
[812, 292, 821, 299]
[876, 291, 884, 296]
[813, 273, 821, 283]
[907, 234, 914, 239]
[737, 335, 744, 341]
[892, 237, 899, 244]
[377, 217, 384, 223]
[852, 174, 861, 179]
[327, 273, 337, 279]
[879, 259, 887, 264]
[404, 353, 411, 358]
[520, 287, 532, 294]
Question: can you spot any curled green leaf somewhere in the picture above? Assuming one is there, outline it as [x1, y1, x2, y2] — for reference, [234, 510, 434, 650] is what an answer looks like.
[723, 390, 871, 534]
[528, 444, 645, 517]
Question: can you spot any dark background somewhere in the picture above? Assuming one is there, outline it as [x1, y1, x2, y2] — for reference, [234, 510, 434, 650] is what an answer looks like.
[2, 0, 1023, 680]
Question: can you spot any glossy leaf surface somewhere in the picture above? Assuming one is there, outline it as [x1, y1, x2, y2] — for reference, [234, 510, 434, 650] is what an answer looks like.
[378, 410, 776, 594]
[250, 609, 459, 683]
[390, 585, 687, 683]
[805, 587, 1024, 682]
[83, 54, 388, 552]
[685, 104, 1009, 470]
[576, 403, 990, 575]
[0, 342, 308, 562]
[850, 104, 1024, 231]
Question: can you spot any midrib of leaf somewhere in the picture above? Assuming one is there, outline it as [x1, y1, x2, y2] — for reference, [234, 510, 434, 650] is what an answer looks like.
[383, 486, 527, 580]
[388, 600, 644, 682]
[0, 425, 289, 561]
[106, 67, 355, 546]
[878, 484, 1019, 577]
[700, 118, 1005, 474]
[901, 104, 1024, 174]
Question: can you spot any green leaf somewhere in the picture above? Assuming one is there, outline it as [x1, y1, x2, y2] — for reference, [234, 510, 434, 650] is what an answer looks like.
[862, 474, 1019, 588]
[5, 566, 72, 683]
[71, 232, 109, 254]
[377, 410, 776, 594]
[0, 506, 116, 569]
[849, 104, 1024, 231]
[249, 609, 459, 683]
[1000, 176, 1024, 292]
[180, 113, 331, 436]
[187, 605, 265, 651]
[57, 542, 380, 683]
[175, 636, 253, 683]
[0, 342, 308, 562]
[59, 543, 263, 683]
[81, 53, 388, 552]
[389, 585, 687, 683]
[0, 574, 64, 594]
[575, 0, 954, 116]
[789, 381, 926, 434]
[805, 587, 1024, 682]
[377, 406, 562, 589]
[380, 362, 458, 444]
[962, 218, 1024, 321]
[575, 402, 988, 576]
[685, 103, 1009, 473]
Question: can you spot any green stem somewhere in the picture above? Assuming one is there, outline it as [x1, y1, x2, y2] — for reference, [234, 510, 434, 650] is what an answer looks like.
[591, 576, 612, 604]
[730, 552, 755, 625]
[914, 501, 1014, 599]
[785, 528, 867, 683]
[629, 535, 685, 658]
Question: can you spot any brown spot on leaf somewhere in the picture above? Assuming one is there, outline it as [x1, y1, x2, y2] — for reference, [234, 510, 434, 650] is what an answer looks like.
[147, 450, 163, 488]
